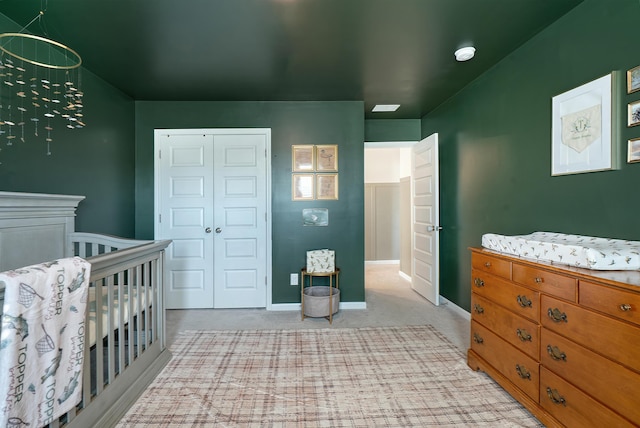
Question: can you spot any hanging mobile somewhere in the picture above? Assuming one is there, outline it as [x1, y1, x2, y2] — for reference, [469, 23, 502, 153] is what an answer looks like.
[0, 7, 83, 154]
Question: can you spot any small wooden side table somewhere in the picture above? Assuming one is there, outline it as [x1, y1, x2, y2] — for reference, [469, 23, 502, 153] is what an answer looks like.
[300, 267, 340, 324]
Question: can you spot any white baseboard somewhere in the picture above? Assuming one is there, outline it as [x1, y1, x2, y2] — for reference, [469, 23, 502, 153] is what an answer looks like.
[270, 302, 367, 311]
[439, 295, 470, 321]
[398, 271, 411, 282]
[274, 298, 465, 317]
[269, 303, 300, 311]
[340, 301, 367, 309]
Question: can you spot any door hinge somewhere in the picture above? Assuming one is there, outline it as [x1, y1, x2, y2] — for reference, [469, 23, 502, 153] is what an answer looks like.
[158, 149, 161, 159]
[159, 214, 162, 223]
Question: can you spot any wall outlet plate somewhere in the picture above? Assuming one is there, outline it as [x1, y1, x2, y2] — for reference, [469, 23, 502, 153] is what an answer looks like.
[290, 273, 299, 286]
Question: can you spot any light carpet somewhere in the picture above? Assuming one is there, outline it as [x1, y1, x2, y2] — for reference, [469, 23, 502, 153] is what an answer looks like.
[117, 325, 542, 427]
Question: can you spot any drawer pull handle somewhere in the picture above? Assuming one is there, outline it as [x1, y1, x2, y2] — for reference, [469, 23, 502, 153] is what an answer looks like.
[534, 277, 543, 284]
[515, 364, 531, 380]
[546, 387, 566, 406]
[516, 328, 532, 342]
[517, 295, 532, 308]
[484, 262, 491, 268]
[473, 277, 485, 287]
[473, 304, 484, 314]
[620, 303, 632, 311]
[547, 345, 567, 361]
[547, 308, 568, 323]
[473, 333, 484, 344]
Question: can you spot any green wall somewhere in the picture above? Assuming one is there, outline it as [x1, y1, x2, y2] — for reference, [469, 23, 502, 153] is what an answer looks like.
[422, 0, 640, 311]
[0, 15, 136, 236]
[365, 119, 421, 142]
[134, 101, 365, 304]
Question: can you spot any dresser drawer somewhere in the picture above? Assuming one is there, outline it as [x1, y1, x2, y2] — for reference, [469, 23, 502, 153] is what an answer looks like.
[471, 252, 510, 279]
[471, 268, 539, 322]
[579, 280, 640, 326]
[541, 328, 640, 424]
[513, 263, 576, 301]
[470, 321, 539, 401]
[471, 294, 539, 359]
[541, 295, 640, 373]
[540, 367, 634, 428]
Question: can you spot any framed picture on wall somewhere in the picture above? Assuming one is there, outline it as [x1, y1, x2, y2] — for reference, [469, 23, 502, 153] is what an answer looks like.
[292, 174, 315, 200]
[302, 208, 329, 226]
[628, 65, 640, 94]
[551, 73, 616, 176]
[316, 145, 338, 171]
[292, 145, 315, 172]
[628, 100, 640, 127]
[316, 174, 338, 200]
[628, 137, 640, 163]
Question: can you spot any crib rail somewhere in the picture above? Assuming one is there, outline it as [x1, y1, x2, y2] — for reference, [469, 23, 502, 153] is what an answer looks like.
[69, 232, 152, 257]
[0, 236, 171, 428]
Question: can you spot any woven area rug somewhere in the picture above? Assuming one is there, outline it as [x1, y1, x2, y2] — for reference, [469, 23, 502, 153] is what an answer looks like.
[117, 326, 542, 427]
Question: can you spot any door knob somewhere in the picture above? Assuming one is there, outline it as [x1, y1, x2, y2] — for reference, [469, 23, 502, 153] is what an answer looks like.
[427, 225, 443, 232]
[205, 227, 212, 233]
[215, 227, 222, 233]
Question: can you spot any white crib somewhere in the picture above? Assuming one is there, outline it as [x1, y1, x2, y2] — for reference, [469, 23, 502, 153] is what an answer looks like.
[0, 191, 171, 427]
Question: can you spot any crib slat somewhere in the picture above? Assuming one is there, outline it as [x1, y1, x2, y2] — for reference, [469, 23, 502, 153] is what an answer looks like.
[95, 279, 104, 396]
[151, 259, 158, 344]
[136, 265, 144, 356]
[118, 270, 125, 373]
[107, 274, 115, 383]
[145, 261, 150, 347]
[144, 262, 151, 349]
[158, 250, 166, 351]
[128, 266, 139, 365]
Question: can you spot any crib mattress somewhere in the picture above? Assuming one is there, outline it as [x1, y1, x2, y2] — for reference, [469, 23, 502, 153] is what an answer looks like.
[87, 286, 148, 346]
[481, 232, 640, 270]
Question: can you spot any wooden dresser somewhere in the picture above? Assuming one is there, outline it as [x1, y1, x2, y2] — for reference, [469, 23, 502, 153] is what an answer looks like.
[467, 247, 640, 428]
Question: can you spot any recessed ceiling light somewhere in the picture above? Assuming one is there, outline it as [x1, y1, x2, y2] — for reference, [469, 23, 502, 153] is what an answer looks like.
[454, 46, 476, 62]
[372, 104, 400, 112]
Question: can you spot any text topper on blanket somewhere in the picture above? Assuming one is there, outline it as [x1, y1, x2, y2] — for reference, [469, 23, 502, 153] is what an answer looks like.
[0, 256, 91, 428]
[306, 249, 335, 273]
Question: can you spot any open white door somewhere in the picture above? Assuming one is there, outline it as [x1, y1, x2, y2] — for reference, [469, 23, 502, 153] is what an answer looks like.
[411, 133, 440, 305]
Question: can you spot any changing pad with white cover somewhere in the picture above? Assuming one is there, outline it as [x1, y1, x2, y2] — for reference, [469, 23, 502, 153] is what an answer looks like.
[482, 232, 640, 270]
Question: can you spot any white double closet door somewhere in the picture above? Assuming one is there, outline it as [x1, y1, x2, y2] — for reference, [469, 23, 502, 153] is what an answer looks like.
[154, 129, 271, 309]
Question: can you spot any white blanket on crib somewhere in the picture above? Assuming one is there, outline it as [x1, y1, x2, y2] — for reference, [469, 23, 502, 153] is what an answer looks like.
[0, 257, 91, 428]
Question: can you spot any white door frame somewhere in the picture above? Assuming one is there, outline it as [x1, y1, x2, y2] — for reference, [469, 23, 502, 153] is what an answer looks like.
[153, 128, 273, 309]
[364, 139, 441, 304]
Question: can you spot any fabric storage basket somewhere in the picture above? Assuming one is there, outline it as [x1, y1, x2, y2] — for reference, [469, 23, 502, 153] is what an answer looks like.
[303, 286, 340, 317]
